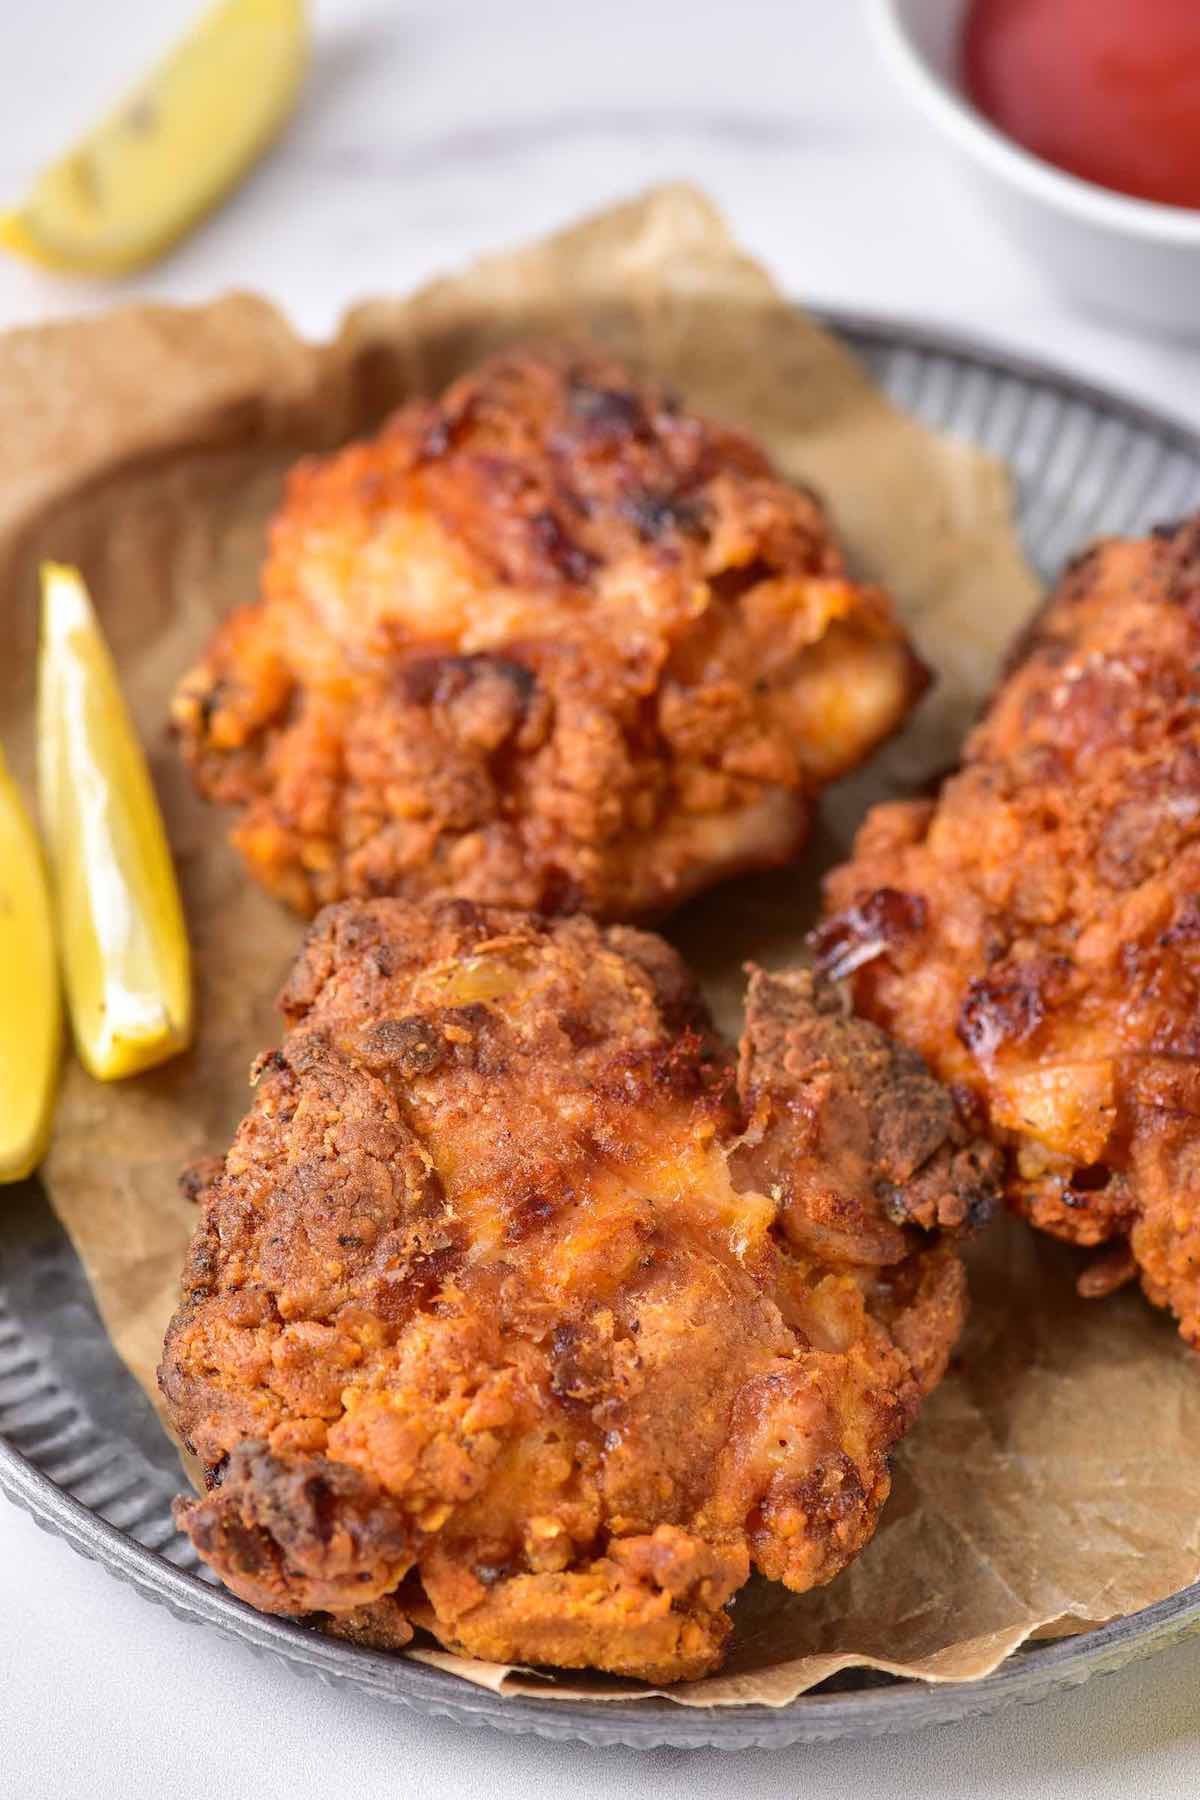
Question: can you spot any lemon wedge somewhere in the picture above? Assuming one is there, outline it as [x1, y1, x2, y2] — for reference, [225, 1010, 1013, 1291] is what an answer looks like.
[0, 746, 60, 1182]
[0, 0, 307, 277]
[38, 564, 192, 1080]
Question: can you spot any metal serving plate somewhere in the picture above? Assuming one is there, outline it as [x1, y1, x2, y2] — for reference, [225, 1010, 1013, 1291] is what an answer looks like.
[3, 315, 1200, 1750]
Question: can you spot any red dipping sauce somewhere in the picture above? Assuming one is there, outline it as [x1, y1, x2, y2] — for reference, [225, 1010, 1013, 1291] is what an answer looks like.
[963, 0, 1200, 211]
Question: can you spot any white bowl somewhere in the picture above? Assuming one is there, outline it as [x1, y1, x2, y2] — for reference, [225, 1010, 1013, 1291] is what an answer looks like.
[871, 0, 1200, 338]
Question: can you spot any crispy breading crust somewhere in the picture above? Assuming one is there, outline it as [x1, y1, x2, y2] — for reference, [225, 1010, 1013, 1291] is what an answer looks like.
[172, 345, 924, 921]
[160, 901, 997, 1681]
[820, 515, 1200, 1344]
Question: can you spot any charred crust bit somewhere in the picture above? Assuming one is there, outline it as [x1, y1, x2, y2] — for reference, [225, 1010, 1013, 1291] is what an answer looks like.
[358, 1013, 448, 1078]
[872, 1081, 1001, 1235]
[491, 656, 537, 706]
[762, 1453, 869, 1546]
[184, 1235, 218, 1300]
[193, 677, 228, 736]
[1058, 1192, 1086, 1213]
[398, 652, 537, 713]
[416, 416, 452, 462]
[304, 1471, 337, 1544]
[179, 1156, 225, 1202]
[816, 1454, 869, 1527]
[302, 907, 386, 979]
[319, 1597, 416, 1650]
[565, 378, 647, 440]
[249, 1047, 293, 1089]
[369, 1236, 462, 1323]
[548, 1320, 600, 1405]
[950, 1081, 988, 1135]
[415, 390, 480, 464]
[621, 490, 707, 542]
[811, 888, 927, 981]
[366, 941, 395, 978]
[1162, 894, 1200, 944]
[504, 1189, 562, 1245]
[433, 897, 493, 937]
[193, 1512, 275, 1580]
[892, 1137, 1007, 1238]
[529, 509, 600, 586]
[949, 1143, 1005, 1232]
[225, 1444, 403, 1551]
[472, 1560, 517, 1587]
[615, 1032, 726, 1109]
[287, 1029, 334, 1080]
[957, 958, 1065, 1060]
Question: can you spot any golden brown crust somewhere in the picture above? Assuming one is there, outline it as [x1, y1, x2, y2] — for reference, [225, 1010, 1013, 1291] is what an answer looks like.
[820, 515, 1200, 1345]
[172, 344, 924, 921]
[160, 900, 996, 1681]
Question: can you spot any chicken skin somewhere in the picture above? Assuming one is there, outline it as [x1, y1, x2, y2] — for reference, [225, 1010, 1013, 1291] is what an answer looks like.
[160, 899, 997, 1681]
[172, 345, 924, 922]
[820, 516, 1200, 1344]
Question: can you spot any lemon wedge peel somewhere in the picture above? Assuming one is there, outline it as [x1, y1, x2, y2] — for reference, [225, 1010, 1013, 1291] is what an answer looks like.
[0, 0, 308, 277]
[0, 746, 61, 1182]
[39, 564, 192, 1081]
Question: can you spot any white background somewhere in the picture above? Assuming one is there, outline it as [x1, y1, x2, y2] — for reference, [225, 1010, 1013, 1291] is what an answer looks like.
[2, 2, 1200, 1794]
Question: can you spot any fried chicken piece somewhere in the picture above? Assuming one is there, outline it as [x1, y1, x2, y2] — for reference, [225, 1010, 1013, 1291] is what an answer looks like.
[819, 515, 1200, 1345]
[160, 900, 998, 1681]
[172, 345, 924, 921]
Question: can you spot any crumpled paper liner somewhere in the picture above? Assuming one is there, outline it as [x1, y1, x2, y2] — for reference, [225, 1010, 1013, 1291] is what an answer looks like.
[3, 185, 1196, 1709]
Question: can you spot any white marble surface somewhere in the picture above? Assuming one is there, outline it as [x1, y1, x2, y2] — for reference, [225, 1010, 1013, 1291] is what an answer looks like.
[3, 2, 1200, 1795]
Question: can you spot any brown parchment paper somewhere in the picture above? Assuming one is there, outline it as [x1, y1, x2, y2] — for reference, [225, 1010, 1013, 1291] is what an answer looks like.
[4, 185, 1199, 1710]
